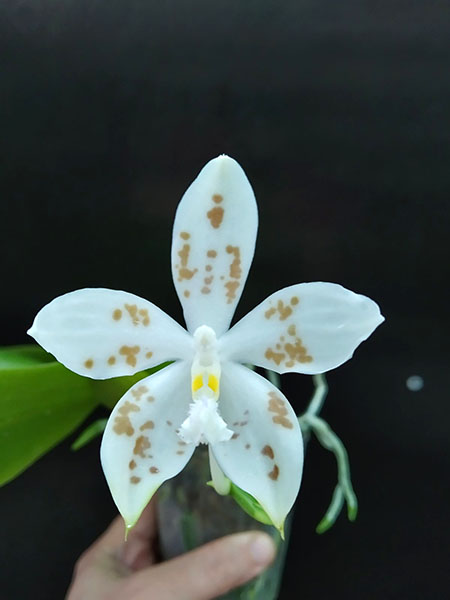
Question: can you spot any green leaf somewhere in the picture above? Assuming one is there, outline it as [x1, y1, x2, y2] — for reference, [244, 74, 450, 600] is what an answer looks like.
[0, 344, 55, 369]
[71, 418, 108, 451]
[0, 345, 96, 486]
[229, 482, 273, 526]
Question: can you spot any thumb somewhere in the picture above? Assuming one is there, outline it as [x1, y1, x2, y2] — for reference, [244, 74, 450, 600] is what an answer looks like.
[125, 531, 276, 600]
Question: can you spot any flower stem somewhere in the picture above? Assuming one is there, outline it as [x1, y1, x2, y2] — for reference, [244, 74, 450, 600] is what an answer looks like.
[306, 373, 328, 417]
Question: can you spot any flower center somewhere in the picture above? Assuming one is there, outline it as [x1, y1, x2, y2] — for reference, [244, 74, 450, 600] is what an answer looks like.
[178, 325, 233, 445]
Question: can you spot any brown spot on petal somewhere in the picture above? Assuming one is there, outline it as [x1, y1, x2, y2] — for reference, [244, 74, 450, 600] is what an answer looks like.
[184, 290, 190, 298]
[177, 243, 198, 281]
[132, 386, 149, 401]
[265, 307, 276, 319]
[231, 432, 240, 440]
[287, 324, 296, 337]
[176, 450, 185, 455]
[212, 194, 223, 203]
[268, 391, 293, 429]
[261, 445, 275, 460]
[290, 296, 299, 305]
[133, 435, 151, 457]
[180, 231, 190, 240]
[130, 476, 141, 484]
[129, 460, 137, 470]
[125, 304, 139, 325]
[146, 351, 153, 359]
[225, 280, 239, 303]
[149, 466, 159, 474]
[138, 308, 150, 326]
[265, 348, 286, 366]
[206, 265, 212, 272]
[226, 245, 242, 279]
[245, 443, 251, 449]
[179, 267, 198, 281]
[140, 420, 154, 431]
[201, 286, 211, 294]
[119, 345, 140, 367]
[276, 300, 292, 321]
[268, 465, 280, 481]
[207, 250, 217, 258]
[113, 309, 122, 321]
[178, 244, 190, 267]
[84, 359, 94, 369]
[113, 401, 140, 436]
[284, 338, 313, 364]
[108, 356, 116, 365]
[207, 206, 224, 228]
[147, 395, 155, 403]
[166, 420, 172, 426]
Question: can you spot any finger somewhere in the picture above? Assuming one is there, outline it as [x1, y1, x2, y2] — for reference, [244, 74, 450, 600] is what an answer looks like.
[118, 500, 158, 570]
[87, 501, 158, 570]
[124, 531, 276, 600]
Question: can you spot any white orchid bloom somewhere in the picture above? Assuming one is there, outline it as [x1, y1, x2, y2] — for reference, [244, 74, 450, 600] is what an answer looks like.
[28, 156, 384, 534]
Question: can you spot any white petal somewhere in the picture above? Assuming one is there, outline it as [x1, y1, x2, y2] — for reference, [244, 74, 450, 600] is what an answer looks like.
[100, 362, 195, 528]
[28, 288, 193, 379]
[171, 155, 258, 336]
[211, 362, 303, 530]
[220, 282, 384, 374]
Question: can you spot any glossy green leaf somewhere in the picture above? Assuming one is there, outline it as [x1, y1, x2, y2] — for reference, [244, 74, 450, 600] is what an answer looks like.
[229, 482, 273, 526]
[71, 418, 108, 451]
[0, 345, 96, 486]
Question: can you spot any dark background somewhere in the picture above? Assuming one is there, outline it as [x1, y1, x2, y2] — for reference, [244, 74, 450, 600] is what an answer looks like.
[1, 1, 449, 598]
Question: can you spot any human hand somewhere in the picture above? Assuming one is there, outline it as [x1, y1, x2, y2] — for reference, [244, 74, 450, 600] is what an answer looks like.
[66, 501, 276, 600]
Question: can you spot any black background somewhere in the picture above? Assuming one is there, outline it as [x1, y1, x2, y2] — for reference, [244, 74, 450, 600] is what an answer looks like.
[1, 1, 449, 598]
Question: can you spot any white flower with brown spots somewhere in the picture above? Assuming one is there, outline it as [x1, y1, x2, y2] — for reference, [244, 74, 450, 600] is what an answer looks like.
[28, 156, 384, 533]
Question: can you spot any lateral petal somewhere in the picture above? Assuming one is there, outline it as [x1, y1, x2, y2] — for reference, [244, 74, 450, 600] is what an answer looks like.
[28, 288, 193, 379]
[171, 155, 258, 336]
[212, 363, 303, 531]
[100, 362, 195, 529]
[220, 282, 384, 374]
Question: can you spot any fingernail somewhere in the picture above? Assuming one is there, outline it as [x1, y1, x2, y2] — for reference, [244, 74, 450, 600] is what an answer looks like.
[249, 533, 276, 566]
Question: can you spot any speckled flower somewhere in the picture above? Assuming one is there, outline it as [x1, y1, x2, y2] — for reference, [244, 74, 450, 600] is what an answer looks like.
[28, 156, 384, 532]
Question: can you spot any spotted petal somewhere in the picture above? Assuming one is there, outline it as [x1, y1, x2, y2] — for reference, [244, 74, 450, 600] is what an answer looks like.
[28, 288, 192, 379]
[220, 282, 384, 375]
[211, 362, 303, 531]
[100, 361, 195, 528]
[171, 155, 258, 337]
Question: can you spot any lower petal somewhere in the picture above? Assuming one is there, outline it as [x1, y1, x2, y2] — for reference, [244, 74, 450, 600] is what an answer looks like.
[211, 362, 303, 531]
[100, 361, 195, 529]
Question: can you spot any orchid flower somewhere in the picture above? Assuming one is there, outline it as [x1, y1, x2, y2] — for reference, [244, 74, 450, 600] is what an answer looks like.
[28, 156, 384, 534]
